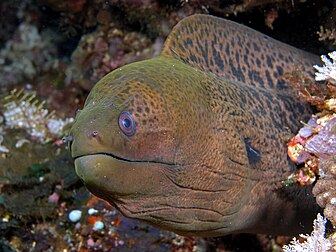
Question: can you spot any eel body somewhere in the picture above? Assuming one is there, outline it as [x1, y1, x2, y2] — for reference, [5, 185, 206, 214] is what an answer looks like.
[69, 14, 320, 237]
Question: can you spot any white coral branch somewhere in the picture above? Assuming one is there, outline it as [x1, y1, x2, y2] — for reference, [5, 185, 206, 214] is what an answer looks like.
[314, 51, 336, 84]
[283, 213, 332, 252]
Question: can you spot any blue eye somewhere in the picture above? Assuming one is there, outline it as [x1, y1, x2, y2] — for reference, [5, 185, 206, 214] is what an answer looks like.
[118, 112, 136, 137]
[123, 118, 131, 128]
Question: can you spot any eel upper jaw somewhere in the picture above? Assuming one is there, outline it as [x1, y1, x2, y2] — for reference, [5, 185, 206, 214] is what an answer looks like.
[73, 152, 135, 162]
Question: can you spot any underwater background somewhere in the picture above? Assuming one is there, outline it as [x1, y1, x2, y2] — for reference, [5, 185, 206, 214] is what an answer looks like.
[0, 0, 335, 251]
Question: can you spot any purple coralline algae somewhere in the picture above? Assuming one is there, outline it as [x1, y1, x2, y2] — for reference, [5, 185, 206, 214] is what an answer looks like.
[305, 117, 336, 159]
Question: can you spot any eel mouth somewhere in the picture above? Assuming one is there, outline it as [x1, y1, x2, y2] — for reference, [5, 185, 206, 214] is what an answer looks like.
[73, 152, 177, 199]
[73, 152, 176, 166]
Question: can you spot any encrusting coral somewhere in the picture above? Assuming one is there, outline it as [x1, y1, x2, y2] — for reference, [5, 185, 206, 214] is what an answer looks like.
[313, 157, 336, 228]
[65, 23, 161, 90]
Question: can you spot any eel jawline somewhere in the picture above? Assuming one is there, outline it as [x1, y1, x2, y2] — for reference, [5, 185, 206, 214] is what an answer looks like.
[73, 152, 177, 166]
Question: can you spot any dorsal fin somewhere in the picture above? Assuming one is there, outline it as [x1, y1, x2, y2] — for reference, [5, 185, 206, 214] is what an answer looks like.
[161, 14, 319, 91]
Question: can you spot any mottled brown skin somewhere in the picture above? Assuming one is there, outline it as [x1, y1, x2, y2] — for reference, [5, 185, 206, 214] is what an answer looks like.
[69, 15, 320, 237]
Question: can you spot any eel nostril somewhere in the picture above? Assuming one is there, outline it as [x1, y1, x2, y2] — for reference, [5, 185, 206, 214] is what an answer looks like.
[62, 135, 73, 144]
[62, 135, 74, 153]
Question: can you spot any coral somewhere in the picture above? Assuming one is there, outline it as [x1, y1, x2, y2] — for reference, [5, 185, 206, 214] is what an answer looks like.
[38, 0, 86, 13]
[286, 114, 336, 187]
[311, 52, 336, 227]
[286, 51, 336, 229]
[286, 115, 330, 186]
[283, 66, 327, 110]
[314, 51, 336, 85]
[0, 116, 9, 153]
[313, 157, 336, 226]
[65, 24, 161, 90]
[318, 26, 336, 46]
[0, 22, 58, 86]
[317, 3, 336, 51]
[283, 214, 333, 252]
[305, 116, 336, 159]
[3, 88, 73, 143]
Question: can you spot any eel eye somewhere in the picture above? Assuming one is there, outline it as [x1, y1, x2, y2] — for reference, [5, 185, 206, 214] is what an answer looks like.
[118, 112, 136, 137]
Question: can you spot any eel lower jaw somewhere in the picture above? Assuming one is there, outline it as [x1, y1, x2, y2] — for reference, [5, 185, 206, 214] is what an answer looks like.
[73, 153, 177, 200]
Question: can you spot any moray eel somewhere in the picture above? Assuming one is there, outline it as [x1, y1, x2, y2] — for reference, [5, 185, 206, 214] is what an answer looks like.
[69, 14, 320, 237]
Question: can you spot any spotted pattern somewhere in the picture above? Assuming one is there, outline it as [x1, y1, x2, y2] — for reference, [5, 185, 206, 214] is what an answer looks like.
[85, 70, 171, 133]
[204, 71, 311, 180]
[71, 15, 320, 237]
[162, 14, 319, 92]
